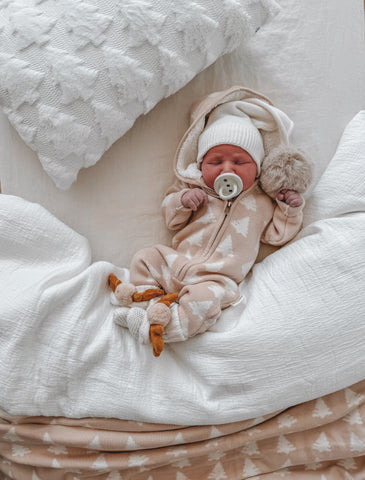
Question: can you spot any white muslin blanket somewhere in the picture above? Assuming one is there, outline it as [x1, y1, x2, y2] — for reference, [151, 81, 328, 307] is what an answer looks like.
[1, 112, 365, 424]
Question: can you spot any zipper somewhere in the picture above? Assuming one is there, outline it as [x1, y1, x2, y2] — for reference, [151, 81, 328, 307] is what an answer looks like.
[175, 200, 233, 281]
[206, 201, 232, 252]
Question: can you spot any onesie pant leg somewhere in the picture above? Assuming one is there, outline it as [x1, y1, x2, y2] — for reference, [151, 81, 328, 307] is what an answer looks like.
[130, 246, 181, 293]
[167, 279, 239, 340]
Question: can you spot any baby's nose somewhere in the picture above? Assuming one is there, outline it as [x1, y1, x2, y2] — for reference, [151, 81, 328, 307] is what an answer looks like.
[221, 163, 232, 173]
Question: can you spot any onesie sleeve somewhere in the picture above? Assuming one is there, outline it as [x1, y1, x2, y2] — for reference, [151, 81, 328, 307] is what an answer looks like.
[161, 180, 194, 231]
[261, 198, 305, 246]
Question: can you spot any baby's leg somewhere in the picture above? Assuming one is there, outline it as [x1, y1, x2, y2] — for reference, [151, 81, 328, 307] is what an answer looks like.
[109, 246, 169, 307]
[149, 278, 239, 344]
[130, 246, 174, 290]
[176, 280, 238, 339]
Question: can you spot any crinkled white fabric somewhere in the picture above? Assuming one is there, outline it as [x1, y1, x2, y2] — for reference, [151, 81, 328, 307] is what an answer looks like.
[0, 112, 364, 424]
[0, 0, 278, 189]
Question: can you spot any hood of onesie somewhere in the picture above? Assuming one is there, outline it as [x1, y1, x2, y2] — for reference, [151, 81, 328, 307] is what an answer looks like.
[173, 86, 313, 199]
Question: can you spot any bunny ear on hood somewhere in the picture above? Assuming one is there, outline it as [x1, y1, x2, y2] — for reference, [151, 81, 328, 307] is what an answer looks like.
[174, 86, 313, 198]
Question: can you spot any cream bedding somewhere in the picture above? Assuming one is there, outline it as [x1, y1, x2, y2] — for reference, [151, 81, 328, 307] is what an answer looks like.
[1, 111, 365, 425]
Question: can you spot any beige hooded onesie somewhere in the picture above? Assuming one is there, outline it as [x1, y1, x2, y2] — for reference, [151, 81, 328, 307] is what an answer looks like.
[113, 86, 312, 346]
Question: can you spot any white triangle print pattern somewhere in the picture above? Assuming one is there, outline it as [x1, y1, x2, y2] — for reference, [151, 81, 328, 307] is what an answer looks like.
[127, 435, 138, 449]
[107, 472, 123, 480]
[12, 444, 31, 457]
[176, 472, 191, 480]
[196, 204, 216, 225]
[38, 104, 91, 159]
[42, 432, 53, 444]
[172, 458, 191, 469]
[208, 450, 226, 462]
[61, 0, 112, 49]
[232, 217, 250, 237]
[277, 414, 297, 428]
[171, 1, 218, 56]
[186, 230, 204, 247]
[343, 408, 363, 425]
[312, 432, 331, 452]
[337, 458, 357, 470]
[103, 46, 153, 107]
[48, 445, 68, 455]
[8, 4, 56, 50]
[0, 53, 44, 109]
[350, 432, 365, 452]
[242, 441, 260, 456]
[312, 398, 333, 419]
[242, 458, 260, 476]
[222, 0, 252, 52]
[171, 432, 184, 445]
[46, 47, 98, 104]
[305, 462, 323, 471]
[158, 46, 194, 97]
[216, 235, 234, 257]
[92, 454, 109, 469]
[166, 254, 179, 268]
[2, 427, 22, 443]
[52, 458, 61, 468]
[280, 459, 292, 468]
[88, 435, 102, 449]
[240, 195, 257, 211]
[210, 426, 223, 438]
[277, 435, 296, 454]
[92, 101, 132, 146]
[345, 388, 365, 408]
[205, 261, 225, 272]
[118, 1, 166, 47]
[208, 284, 225, 299]
[189, 300, 213, 320]
[128, 453, 149, 467]
[208, 461, 228, 480]
[344, 473, 356, 480]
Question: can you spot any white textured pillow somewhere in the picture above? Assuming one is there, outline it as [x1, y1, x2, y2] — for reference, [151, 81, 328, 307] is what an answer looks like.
[0, 0, 280, 190]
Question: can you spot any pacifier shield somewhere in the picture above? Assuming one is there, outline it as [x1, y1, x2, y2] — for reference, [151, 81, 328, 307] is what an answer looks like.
[214, 173, 243, 200]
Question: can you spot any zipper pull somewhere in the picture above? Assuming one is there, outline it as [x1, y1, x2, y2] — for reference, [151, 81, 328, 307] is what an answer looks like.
[224, 201, 232, 215]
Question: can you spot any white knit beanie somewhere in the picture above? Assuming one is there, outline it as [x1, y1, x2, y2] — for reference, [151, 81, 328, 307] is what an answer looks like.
[197, 104, 265, 173]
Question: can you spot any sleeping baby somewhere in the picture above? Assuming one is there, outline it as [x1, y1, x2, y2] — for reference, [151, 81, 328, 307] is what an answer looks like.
[108, 86, 312, 356]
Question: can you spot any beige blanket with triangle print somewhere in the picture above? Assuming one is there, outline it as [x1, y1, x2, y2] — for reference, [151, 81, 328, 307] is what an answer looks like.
[1, 379, 364, 480]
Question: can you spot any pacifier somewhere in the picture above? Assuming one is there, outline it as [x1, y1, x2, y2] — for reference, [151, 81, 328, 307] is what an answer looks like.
[213, 173, 243, 200]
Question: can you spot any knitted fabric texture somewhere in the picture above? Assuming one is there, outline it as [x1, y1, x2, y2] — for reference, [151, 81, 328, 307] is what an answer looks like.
[0, 0, 280, 189]
[197, 115, 265, 171]
[113, 306, 150, 344]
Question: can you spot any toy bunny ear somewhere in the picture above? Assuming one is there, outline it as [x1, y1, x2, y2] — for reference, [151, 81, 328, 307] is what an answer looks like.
[259, 145, 314, 199]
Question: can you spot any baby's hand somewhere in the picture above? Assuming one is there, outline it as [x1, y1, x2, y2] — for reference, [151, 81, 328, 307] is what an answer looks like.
[181, 188, 208, 211]
[277, 189, 303, 207]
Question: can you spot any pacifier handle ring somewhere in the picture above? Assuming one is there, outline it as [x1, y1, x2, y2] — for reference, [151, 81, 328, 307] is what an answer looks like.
[219, 183, 238, 199]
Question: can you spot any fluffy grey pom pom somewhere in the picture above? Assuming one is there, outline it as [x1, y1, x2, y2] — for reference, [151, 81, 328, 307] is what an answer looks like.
[259, 145, 313, 199]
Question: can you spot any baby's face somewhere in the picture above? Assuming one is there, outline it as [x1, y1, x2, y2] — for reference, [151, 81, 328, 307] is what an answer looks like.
[201, 144, 257, 191]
